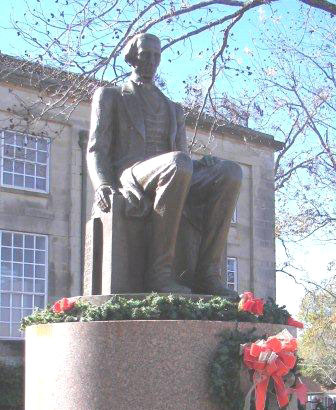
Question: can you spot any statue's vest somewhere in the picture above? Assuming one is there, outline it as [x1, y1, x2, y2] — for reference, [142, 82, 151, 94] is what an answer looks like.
[137, 85, 170, 158]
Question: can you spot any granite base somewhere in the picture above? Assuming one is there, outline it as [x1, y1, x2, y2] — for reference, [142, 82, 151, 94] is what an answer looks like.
[25, 320, 296, 410]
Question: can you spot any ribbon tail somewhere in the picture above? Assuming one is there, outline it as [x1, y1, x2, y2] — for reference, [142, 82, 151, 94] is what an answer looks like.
[243, 383, 256, 410]
[273, 375, 289, 408]
[255, 375, 270, 410]
[287, 394, 298, 410]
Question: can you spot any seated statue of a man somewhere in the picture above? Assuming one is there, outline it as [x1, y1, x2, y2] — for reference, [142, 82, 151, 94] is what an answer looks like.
[87, 33, 242, 296]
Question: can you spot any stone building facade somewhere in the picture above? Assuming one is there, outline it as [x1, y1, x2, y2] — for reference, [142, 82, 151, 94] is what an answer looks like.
[0, 59, 282, 359]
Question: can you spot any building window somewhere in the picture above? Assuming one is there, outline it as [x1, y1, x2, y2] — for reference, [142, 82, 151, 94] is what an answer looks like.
[0, 130, 50, 193]
[231, 207, 237, 223]
[227, 257, 237, 291]
[0, 230, 48, 339]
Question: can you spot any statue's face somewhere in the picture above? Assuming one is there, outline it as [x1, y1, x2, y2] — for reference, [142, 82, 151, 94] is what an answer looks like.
[133, 37, 161, 82]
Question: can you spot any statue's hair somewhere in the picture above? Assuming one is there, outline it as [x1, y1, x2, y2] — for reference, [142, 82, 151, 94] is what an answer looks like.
[124, 33, 161, 66]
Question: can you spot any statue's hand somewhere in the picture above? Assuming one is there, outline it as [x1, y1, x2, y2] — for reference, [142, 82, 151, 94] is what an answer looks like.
[201, 155, 219, 167]
[95, 185, 117, 213]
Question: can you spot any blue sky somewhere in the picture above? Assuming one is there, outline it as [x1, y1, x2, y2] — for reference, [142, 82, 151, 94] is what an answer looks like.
[1, 0, 333, 317]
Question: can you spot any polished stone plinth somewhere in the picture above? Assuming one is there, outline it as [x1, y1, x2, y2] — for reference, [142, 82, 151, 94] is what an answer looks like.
[26, 320, 296, 410]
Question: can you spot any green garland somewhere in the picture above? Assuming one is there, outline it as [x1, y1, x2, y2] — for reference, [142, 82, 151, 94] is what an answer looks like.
[21, 294, 290, 330]
[209, 328, 256, 410]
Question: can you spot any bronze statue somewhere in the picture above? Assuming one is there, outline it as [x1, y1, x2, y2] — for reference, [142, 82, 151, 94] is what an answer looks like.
[87, 33, 242, 296]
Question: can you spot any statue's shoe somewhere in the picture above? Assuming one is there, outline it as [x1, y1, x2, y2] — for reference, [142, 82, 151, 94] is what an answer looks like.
[193, 276, 239, 300]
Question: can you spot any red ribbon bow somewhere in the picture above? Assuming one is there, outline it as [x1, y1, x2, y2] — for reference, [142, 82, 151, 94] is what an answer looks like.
[287, 378, 308, 405]
[243, 329, 299, 410]
[287, 316, 304, 329]
[52, 297, 76, 314]
[239, 291, 265, 316]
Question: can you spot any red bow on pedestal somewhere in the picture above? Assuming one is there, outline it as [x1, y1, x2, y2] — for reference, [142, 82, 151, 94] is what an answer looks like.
[52, 297, 76, 314]
[243, 329, 303, 410]
[287, 316, 304, 329]
[239, 291, 265, 316]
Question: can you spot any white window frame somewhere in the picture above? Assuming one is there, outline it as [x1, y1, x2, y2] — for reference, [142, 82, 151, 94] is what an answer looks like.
[227, 257, 238, 291]
[0, 129, 50, 194]
[231, 206, 237, 223]
[0, 230, 48, 340]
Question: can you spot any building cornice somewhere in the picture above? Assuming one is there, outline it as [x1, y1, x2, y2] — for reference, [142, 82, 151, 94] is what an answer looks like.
[0, 53, 284, 152]
[185, 116, 284, 151]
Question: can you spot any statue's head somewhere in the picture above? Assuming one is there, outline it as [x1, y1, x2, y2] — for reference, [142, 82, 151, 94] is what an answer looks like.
[124, 33, 161, 83]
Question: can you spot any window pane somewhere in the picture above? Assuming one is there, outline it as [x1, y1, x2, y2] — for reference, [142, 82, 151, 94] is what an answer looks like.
[24, 264, 34, 278]
[3, 158, 13, 171]
[227, 271, 235, 283]
[227, 283, 234, 290]
[26, 149, 36, 162]
[27, 136, 36, 149]
[23, 308, 32, 318]
[36, 178, 46, 191]
[35, 265, 45, 278]
[1, 247, 12, 261]
[12, 278, 22, 292]
[11, 324, 21, 338]
[24, 235, 34, 249]
[0, 308, 10, 321]
[0, 324, 10, 337]
[15, 134, 24, 147]
[2, 232, 12, 246]
[12, 294, 21, 307]
[15, 147, 25, 159]
[24, 279, 33, 292]
[1, 262, 11, 275]
[24, 250, 34, 263]
[14, 161, 24, 174]
[34, 295, 45, 309]
[1, 293, 10, 307]
[25, 176, 34, 189]
[23, 294, 33, 308]
[14, 174, 24, 187]
[37, 139, 48, 151]
[1, 277, 11, 291]
[35, 280, 45, 293]
[3, 173, 13, 185]
[25, 163, 35, 176]
[35, 236, 45, 250]
[36, 165, 46, 177]
[37, 151, 47, 164]
[13, 234, 23, 247]
[13, 248, 23, 262]
[3, 145, 14, 157]
[227, 259, 235, 271]
[4, 132, 15, 144]
[12, 309, 22, 322]
[35, 251, 45, 264]
[13, 263, 23, 277]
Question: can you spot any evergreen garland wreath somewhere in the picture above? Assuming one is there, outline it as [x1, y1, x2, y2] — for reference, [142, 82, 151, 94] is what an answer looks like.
[209, 328, 261, 410]
[20, 293, 290, 330]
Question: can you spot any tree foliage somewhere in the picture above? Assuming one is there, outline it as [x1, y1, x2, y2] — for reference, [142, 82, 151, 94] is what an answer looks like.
[299, 279, 336, 388]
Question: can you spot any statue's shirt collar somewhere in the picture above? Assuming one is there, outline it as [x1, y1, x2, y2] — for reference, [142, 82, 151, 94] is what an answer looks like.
[129, 73, 156, 91]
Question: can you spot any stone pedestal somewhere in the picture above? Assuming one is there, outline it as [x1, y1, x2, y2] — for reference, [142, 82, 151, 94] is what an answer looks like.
[26, 320, 296, 410]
